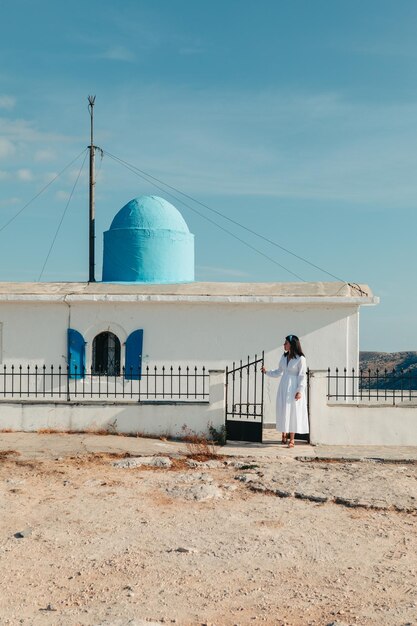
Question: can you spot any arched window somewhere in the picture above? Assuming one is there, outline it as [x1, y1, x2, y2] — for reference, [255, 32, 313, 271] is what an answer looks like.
[92, 331, 121, 376]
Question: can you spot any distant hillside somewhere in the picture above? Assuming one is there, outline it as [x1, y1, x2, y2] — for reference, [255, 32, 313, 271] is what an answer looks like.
[360, 351, 417, 372]
[359, 351, 417, 390]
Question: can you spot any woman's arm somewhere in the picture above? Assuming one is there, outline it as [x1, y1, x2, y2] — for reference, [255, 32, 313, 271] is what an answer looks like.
[296, 356, 307, 394]
[263, 355, 285, 378]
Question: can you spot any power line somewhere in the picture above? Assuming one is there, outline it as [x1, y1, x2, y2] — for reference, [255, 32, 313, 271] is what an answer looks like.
[103, 150, 347, 283]
[0, 149, 88, 234]
[37, 150, 88, 281]
[103, 150, 368, 296]
[104, 151, 306, 281]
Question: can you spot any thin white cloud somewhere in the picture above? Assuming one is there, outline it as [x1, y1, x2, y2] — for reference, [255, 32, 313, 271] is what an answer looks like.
[2, 86, 417, 211]
[0, 196, 21, 207]
[0, 137, 16, 159]
[0, 117, 75, 143]
[98, 46, 135, 62]
[55, 190, 70, 201]
[17, 168, 34, 182]
[34, 149, 55, 162]
[67, 167, 88, 183]
[0, 95, 16, 110]
[101, 86, 417, 207]
[196, 265, 251, 279]
[43, 171, 58, 183]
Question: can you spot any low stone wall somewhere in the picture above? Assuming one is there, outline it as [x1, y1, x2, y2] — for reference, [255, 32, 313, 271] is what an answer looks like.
[309, 370, 417, 445]
[0, 371, 225, 438]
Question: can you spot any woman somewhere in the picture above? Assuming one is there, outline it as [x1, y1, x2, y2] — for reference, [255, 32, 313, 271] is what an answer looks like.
[261, 335, 309, 448]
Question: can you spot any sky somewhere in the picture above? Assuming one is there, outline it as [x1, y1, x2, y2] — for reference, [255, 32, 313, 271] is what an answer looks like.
[0, 0, 417, 351]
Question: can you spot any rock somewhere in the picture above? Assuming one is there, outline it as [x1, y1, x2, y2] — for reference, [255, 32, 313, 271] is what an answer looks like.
[167, 483, 223, 501]
[294, 492, 328, 503]
[186, 459, 223, 469]
[275, 489, 292, 498]
[235, 473, 257, 483]
[113, 456, 172, 469]
[148, 456, 172, 468]
[14, 529, 32, 539]
[169, 547, 198, 554]
[195, 473, 214, 483]
[222, 484, 238, 491]
[230, 461, 259, 469]
[249, 483, 268, 493]
[39, 604, 57, 612]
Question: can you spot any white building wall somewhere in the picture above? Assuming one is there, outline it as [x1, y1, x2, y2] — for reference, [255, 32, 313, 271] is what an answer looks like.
[0, 300, 359, 368]
[309, 370, 417, 445]
[0, 302, 68, 364]
[0, 370, 225, 437]
[0, 298, 360, 425]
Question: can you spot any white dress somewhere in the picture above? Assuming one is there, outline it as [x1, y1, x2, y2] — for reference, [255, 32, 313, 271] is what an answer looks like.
[266, 354, 309, 434]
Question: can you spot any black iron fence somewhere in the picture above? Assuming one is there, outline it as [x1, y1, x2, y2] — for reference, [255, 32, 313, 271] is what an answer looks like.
[0, 364, 209, 402]
[327, 368, 417, 404]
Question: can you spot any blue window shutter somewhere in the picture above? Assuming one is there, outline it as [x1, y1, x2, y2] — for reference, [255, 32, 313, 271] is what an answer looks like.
[68, 328, 86, 379]
[125, 330, 143, 380]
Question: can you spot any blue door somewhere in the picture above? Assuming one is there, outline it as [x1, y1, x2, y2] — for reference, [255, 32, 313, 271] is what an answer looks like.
[68, 328, 86, 379]
[125, 330, 143, 380]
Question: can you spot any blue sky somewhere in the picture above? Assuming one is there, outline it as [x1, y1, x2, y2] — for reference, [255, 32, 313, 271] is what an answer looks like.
[0, 0, 417, 351]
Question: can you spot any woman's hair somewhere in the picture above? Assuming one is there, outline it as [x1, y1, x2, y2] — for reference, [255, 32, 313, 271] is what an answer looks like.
[284, 334, 305, 359]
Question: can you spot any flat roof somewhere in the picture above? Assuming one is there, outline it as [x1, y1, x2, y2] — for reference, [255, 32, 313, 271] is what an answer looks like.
[0, 281, 378, 305]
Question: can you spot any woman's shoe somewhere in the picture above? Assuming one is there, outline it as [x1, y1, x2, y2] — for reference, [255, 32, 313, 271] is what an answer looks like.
[287, 441, 295, 448]
[281, 434, 288, 444]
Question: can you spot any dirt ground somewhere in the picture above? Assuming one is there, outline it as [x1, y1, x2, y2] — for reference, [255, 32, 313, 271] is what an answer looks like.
[0, 447, 416, 626]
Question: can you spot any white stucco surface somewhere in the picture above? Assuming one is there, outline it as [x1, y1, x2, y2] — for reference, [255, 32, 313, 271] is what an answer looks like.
[0, 371, 225, 437]
[0, 281, 377, 300]
[309, 371, 417, 445]
[0, 281, 377, 425]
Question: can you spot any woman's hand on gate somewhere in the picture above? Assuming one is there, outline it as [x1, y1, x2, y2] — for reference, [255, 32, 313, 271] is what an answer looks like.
[261, 366, 266, 374]
[295, 392, 302, 400]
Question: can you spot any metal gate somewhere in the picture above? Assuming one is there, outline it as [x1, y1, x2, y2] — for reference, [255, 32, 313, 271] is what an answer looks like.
[225, 352, 264, 443]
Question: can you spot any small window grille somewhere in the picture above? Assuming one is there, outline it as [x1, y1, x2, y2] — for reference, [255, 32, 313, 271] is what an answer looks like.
[92, 331, 121, 376]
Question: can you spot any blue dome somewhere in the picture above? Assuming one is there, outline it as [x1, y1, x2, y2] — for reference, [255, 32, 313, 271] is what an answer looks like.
[109, 196, 190, 233]
[102, 195, 194, 284]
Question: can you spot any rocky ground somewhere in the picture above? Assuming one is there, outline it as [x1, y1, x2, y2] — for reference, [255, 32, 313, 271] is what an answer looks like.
[0, 448, 416, 626]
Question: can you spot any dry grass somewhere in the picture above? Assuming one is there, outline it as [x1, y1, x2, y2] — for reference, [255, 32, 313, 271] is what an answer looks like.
[31, 428, 173, 439]
[181, 426, 221, 461]
[0, 449, 20, 458]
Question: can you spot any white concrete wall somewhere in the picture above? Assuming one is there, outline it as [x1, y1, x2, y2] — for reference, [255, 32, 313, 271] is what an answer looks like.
[0, 302, 68, 364]
[309, 370, 417, 445]
[0, 300, 359, 368]
[0, 298, 360, 425]
[0, 371, 225, 438]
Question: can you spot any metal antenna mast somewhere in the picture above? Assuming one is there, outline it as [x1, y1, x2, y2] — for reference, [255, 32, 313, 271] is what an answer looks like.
[88, 95, 96, 282]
